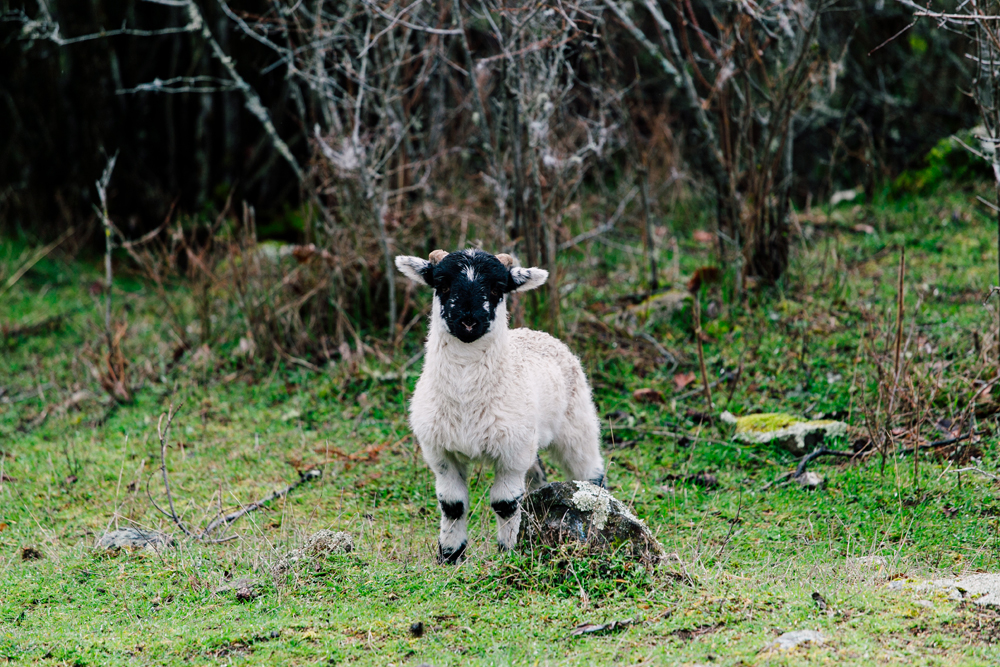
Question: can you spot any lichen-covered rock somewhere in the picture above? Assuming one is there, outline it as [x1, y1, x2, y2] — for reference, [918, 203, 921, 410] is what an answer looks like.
[518, 481, 664, 564]
[721, 412, 847, 455]
[272, 530, 353, 575]
[96, 527, 173, 552]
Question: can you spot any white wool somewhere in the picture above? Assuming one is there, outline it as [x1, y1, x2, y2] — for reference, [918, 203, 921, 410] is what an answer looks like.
[410, 297, 604, 478]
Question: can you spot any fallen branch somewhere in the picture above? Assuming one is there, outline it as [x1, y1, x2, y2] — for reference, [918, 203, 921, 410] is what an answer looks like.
[149, 404, 321, 543]
[948, 467, 1000, 482]
[896, 431, 981, 456]
[200, 468, 322, 539]
[795, 448, 857, 478]
[761, 431, 986, 491]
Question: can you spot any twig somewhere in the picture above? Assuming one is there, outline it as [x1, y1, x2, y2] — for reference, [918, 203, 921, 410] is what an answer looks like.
[794, 448, 857, 478]
[759, 471, 793, 491]
[0, 226, 75, 299]
[200, 469, 322, 538]
[558, 186, 638, 251]
[150, 402, 322, 542]
[96, 151, 119, 358]
[635, 331, 678, 373]
[675, 379, 721, 401]
[153, 403, 196, 538]
[948, 467, 1000, 482]
[639, 167, 658, 291]
[691, 295, 713, 412]
[896, 431, 982, 456]
[892, 247, 905, 390]
[714, 489, 742, 560]
[2, 309, 80, 342]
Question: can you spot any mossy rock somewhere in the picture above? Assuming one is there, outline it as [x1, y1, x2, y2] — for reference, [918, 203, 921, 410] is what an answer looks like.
[721, 411, 847, 456]
[518, 481, 664, 565]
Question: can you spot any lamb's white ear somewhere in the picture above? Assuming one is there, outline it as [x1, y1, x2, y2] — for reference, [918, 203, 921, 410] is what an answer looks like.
[395, 255, 432, 286]
[510, 267, 549, 292]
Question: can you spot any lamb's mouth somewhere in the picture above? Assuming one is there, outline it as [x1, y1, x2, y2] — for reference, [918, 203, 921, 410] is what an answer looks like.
[447, 320, 487, 343]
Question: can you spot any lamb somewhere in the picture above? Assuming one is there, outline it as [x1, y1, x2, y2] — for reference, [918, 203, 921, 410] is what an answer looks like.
[394, 248, 606, 564]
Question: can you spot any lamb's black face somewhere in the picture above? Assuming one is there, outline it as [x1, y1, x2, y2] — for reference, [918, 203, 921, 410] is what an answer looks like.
[395, 249, 548, 343]
[428, 250, 511, 343]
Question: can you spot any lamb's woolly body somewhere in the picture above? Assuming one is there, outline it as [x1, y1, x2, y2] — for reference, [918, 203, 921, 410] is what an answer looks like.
[396, 249, 604, 563]
[411, 299, 601, 474]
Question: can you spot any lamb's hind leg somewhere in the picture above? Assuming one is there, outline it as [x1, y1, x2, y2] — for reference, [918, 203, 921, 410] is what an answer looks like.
[551, 399, 606, 487]
[431, 453, 469, 564]
[491, 466, 528, 551]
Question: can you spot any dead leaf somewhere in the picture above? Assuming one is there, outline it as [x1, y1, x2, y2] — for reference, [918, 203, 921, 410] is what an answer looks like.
[0, 522, 8, 532]
[632, 388, 664, 404]
[852, 223, 875, 234]
[686, 266, 721, 293]
[672, 372, 696, 390]
[692, 230, 715, 244]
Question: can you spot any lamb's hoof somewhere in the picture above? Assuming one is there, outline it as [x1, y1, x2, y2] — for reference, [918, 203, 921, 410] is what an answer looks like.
[437, 541, 467, 565]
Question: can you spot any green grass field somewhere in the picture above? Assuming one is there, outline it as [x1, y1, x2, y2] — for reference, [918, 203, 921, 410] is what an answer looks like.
[3, 185, 1000, 665]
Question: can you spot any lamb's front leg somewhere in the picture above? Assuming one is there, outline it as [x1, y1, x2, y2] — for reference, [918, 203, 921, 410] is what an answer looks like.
[432, 454, 469, 564]
[490, 466, 527, 552]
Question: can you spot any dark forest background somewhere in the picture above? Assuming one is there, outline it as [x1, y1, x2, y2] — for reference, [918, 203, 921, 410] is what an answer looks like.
[0, 0, 979, 245]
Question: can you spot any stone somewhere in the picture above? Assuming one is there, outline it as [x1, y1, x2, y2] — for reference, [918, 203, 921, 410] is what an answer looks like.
[272, 530, 354, 575]
[518, 481, 664, 564]
[96, 527, 173, 552]
[721, 412, 847, 456]
[795, 471, 824, 489]
[955, 573, 1000, 607]
[886, 578, 964, 601]
[886, 574, 1000, 606]
[764, 629, 825, 652]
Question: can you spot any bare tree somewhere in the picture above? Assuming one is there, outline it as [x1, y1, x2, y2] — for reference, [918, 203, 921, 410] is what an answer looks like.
[605, 0, 835, 287]
[899, 0, 1000, 365]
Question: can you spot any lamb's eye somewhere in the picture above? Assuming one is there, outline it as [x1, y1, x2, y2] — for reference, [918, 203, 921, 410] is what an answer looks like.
[438, 286, 450, 297]
[490, 286, 500, 298]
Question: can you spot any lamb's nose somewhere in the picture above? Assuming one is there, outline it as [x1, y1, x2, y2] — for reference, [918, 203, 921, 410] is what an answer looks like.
[461, 320, 474, 332]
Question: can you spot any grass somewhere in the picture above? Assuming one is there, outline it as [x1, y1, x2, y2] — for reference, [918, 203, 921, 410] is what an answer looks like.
[2, 183, 1000, 665]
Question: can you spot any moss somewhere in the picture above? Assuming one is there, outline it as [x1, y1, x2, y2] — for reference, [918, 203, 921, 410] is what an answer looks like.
[721, 412, 848, 455]
[728, 412, 804, 433]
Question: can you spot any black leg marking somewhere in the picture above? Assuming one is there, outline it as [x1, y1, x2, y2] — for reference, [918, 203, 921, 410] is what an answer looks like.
[491, 497, 521, 520]
[437, 541, 467, 565]
[497, 541, 512, 553]
[438, 498, 465, 521]
[589, 474, 606, 489]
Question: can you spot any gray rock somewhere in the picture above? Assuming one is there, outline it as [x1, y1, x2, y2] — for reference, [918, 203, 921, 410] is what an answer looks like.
[518, 481, 664, 564]
[272, 530, 354, 575]
[795, 472, 824, 489]
[764, 629, 825, 652]
[96, 527, 173, 551]
[887, 578, 964, 601]
[956, 573, 1000, 607]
